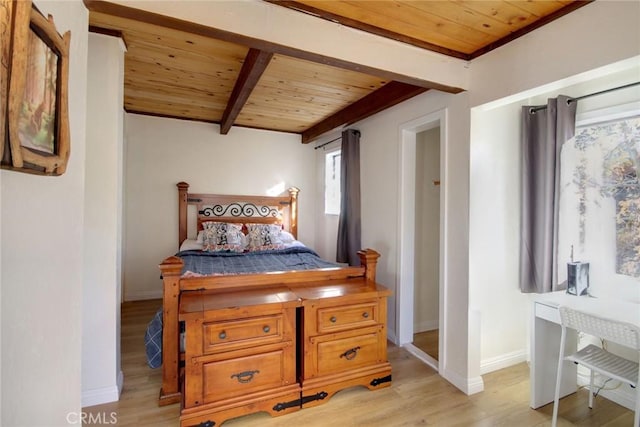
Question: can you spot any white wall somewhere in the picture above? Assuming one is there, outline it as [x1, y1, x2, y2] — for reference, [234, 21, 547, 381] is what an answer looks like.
[82, 33, 125, 407]
[345, 88, 472, 391]
[467, 0, 640, 378]
[469, 99, 533, 373]
[414, 128, 440, 332]
[123, 114, 316, 300]
[470, 65, 640, 375]
[0, 1, 88, 425]
[467, 0, 639, 378]
[335, 0, 640, 394]
[469, 1, 640, 108]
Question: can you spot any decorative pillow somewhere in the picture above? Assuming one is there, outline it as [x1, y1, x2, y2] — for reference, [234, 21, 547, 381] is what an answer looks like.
[246, 223, 285, 251]
[202, 222, 246, 253]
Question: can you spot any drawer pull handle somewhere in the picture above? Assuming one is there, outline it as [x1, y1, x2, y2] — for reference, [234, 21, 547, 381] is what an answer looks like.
[330, 316, 337, 323]
[218, 331, 227, 339]
[340, 346, 361, 361]
[231, 370, 260, 384]
[263, 325, 270, 333]
[363, 312, 369, 318]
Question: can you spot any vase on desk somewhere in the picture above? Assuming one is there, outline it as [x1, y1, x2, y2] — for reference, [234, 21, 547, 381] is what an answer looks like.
[567, 262, 589, 296]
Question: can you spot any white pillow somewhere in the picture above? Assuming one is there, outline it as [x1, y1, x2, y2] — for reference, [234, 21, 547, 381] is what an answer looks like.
[280, 230, 295, 243]
[179, 239, 204, 252]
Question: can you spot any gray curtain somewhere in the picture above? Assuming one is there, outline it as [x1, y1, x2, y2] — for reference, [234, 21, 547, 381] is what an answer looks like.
[337, 129, 361, 266]
[520, 96, 576, 293]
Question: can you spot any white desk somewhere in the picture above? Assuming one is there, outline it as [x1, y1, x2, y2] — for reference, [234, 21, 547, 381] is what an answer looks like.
[530, 292, 640, 409]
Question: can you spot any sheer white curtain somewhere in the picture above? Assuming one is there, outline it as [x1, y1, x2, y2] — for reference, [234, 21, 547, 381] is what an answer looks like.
[520, 96, 576, 293]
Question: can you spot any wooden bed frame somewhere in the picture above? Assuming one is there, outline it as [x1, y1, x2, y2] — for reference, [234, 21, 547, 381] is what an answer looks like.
[158, 182, 381, 406]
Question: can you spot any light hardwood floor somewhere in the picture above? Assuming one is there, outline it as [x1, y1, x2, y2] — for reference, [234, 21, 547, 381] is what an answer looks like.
[413, 329, 439, 361]
[84, 299, 634, 426]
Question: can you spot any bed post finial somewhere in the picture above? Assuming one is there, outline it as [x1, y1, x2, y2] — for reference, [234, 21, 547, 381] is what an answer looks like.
[288, 187, 300, 239]
[158, 256, 184, 405]
[358, 248, 380, 283]
[177, 182, 189, 248]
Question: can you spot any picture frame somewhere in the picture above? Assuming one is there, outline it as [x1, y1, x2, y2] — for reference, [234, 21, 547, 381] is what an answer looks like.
[3, 0, 70, 175]
[1, 0, 13, 162]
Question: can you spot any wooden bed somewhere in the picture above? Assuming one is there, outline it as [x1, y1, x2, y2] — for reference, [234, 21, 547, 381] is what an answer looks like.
[158, 182, 390, 425]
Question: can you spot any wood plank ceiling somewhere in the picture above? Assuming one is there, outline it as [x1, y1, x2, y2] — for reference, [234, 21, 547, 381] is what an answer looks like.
[268, 1, 590, 59]
[85, 1, 590, 144]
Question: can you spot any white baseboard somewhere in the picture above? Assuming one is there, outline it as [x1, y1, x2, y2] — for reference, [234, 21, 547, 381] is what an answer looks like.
[387, 329, 398, 345]
[125, 289, 162, 301]
[480, 349, 527, 375]
[403, 343, 438, 371]
[82, 384, 118, 408]
[414, 320, 439, 333]
[442, 367, 484, 395]
[82, 371, 123, 408]
[400, 343, 483, 395]
[117, 370, 124, 397]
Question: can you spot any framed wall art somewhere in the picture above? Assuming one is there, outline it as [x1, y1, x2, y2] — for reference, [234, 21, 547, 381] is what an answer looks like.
[2, 0, 70, 175]
[1, 0, 13, 162]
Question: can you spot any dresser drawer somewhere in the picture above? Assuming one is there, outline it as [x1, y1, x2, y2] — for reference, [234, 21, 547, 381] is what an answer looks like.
[314, 330, 382, 376]
[201, 348, 291, 403]
[534, 302, 560, 324]
[317, 302, 378, 334]
[203, 314, 283, 353]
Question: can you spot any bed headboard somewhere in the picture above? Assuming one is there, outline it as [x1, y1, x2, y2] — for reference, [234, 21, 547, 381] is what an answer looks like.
[177, 182, 299, 247]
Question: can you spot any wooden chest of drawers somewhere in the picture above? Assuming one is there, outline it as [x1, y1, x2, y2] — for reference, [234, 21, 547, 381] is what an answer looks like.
[296, 282, 392, 408]
[179, 287, 301, 427]
[178, 279, 391, 426]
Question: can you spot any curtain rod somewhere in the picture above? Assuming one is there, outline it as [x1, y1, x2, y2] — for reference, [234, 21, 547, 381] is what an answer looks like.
[530, 81, 640, 113]
[313, 130, 360, 150]
[314, 136, 341, 150]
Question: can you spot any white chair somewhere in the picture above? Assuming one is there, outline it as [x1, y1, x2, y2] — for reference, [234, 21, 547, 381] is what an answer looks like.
[551, 306, 640, 427]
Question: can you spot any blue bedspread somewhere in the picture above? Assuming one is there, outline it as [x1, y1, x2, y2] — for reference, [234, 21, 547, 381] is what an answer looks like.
[144, 308, 162, 369]
[178, 246, 340, 276]
[145, 247, 340, 368]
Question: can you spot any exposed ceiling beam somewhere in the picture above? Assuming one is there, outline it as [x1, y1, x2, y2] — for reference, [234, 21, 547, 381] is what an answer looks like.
[83, 0, 464, 94]
[265, 0, 469, 60]
[88, 24, 123, 40]
[220, 49, 273, 135]
[302, 82, 428, 144]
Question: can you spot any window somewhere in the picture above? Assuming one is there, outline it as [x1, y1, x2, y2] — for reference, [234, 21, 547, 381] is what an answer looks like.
[325, 149, 341, 215]
[558, 104, 640, 286]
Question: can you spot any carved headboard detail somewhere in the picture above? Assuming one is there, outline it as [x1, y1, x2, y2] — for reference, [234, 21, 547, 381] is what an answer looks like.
[176, 182, 299, 248]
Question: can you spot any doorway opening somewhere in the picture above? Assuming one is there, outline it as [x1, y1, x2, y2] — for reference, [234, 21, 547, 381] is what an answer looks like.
[412, 127, 440, 362]
[397, 109, 447, 373]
